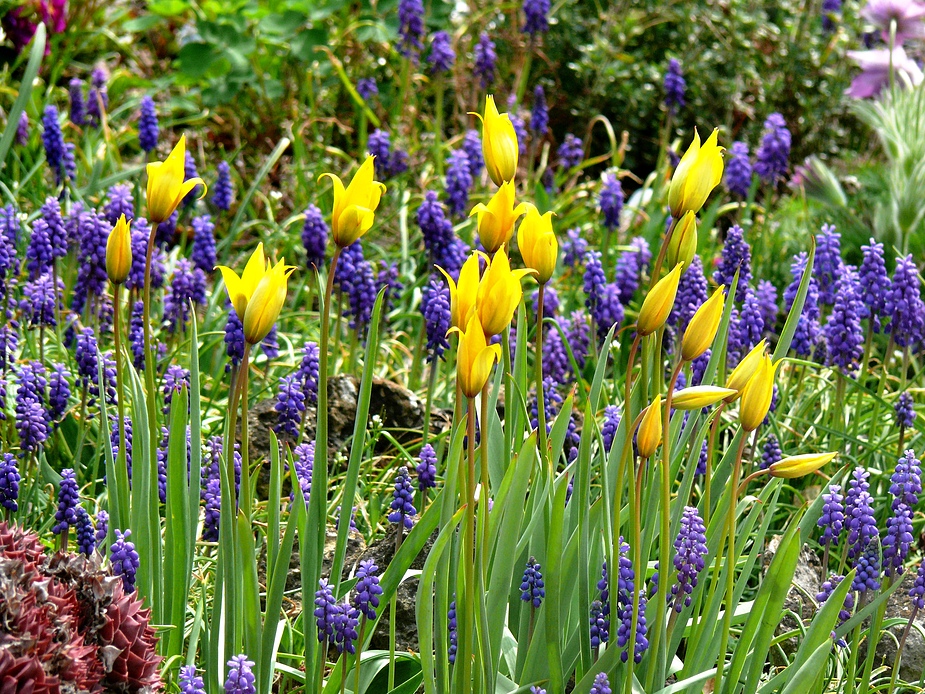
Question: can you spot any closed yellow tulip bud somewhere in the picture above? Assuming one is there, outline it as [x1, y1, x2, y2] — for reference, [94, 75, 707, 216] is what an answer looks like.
[243, 259, 295, 345]
[105, 214, 132, 285]
[469, 181, 527, 254]
[769, 452, 838, 479]
[667, 211, 698, 271]
[472, 95, 519, 186]
[450, 313, 502, 398]
[146, 135, 207, 224]
[517, 204, 558, 284]
[671, 386, 737, 410]
[637, 394, 663, 459]
[738, 354, 777, 431]
[638, 263, 684, 336]
[667, 128, 724, 218]
[681, 286, 725, 362]
[476, 248, 536, 337]
[217, 244, 296, 345]
[725, 339, 768, 398]
[319, 155, 386, 248]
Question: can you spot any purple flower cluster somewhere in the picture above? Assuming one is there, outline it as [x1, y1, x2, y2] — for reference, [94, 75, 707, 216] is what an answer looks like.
[335, 241, 378, 331]
[531, 85, 549, 137]
[818, 484, 844, 546]
[473, 32, 497, 88]
[824, 270, 863, 374]
[296, 341, 320, 405]
[522, 0, 550, 35]
[367, 129, 409, 179]
[444, 149, 473, 219]
[814, 224, 843, 306]
[670, 255, 708, 333]
[357, 78, 378, 101]
[388, 465, 417, 529]
[670, 507, 707, 612]
[558, 134, 584, 170]
[191, 215, 217, 273]
[427, 31, 455, 73]
[0, 454, 20, 511]
[302, 204, 329, 270]
[164, 259, 206, 334]
[52, 468, 80, 535]
[421, 277, 452, 361]
[397, 0, 425, 59]
[885, 254, 924, 347]
[178, 665, 206, 694]
[520, 558, 545, 607]
[111, 529, 140, 593]
[725, 141, 753, 197]
[224, 655, 256, 694]
[104, 184, 134, 225]
[353, 560, 383, 620]
[784, 253, 822, 356]
[275, 374, 306, 439]
[857, 239, 890, 333]
[663, 58, 686, 112]
[212, 161, 234, 211]
[754, 113, 791, 186]
[845, 467, 878, 562]
[417, 443, 438, 491]
[418, 190, 467, 275]
[138, 96, 159, 153]
[713, 225, 751, 302]
[599, 174, 623, 231]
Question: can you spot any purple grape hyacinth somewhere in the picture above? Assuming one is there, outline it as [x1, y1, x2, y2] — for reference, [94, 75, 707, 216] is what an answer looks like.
[814, 224, 843, 306]
[178, 665, 206, 694]
[212, 161, 234, 211]
[191, 215, 217, 274]
[885, 254, 924, 348]
[111, 529, 140, 592]
[444, 149, 473, 219]
[725, 141, 753, 197]
[0, 454, 20, 511]
[275, 374, 305, 439]
[388, 465, 417, 529]
[417, 443, 437, 491]
[397, 0, 425, 60]
[522, 0, 550, 35]
[890, 449, 922, 511]
[845, 467, 878, 561]
[302, 204, 329, 270]
[520, 558, 545, 607]
[818, 484, 845, 546]
[138, 96, 159, 153]
[664, 58, 686, 112]
[858, 239, 890, 333]
[558, 133, 584, 170]
[599, 173, 623, 232]
[590, 673, 612, 694]
[670, 507, 707, 612]
[754, 113, 791, 186]
[824, 270, 863, 374]
[353, 560, 383, 620]
[314, 579, 337, 644]
[474, 32, 497, 88]
[531, 85, 549, 137]
[224, 655, 256, 694]
[427, 31, 455, 73]
[911, 562, 925, 609]
[713, 225, 752, 302]
[422, 277, 452, 361]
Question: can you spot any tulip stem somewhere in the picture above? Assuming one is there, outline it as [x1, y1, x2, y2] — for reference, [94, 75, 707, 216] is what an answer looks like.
[535, 283, 549, 474]
[112, 282, 129, 531]
[647, 359, 684, 687]
[239, 342, 253, 516]
[459, 399, 478, 694]
[714, 431, 747, 694]
[649, 217, 677, 290]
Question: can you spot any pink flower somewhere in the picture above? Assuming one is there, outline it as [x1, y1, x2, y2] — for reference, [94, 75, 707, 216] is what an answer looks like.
[846, 47, 924, 98]
[861, 0, 925, 42]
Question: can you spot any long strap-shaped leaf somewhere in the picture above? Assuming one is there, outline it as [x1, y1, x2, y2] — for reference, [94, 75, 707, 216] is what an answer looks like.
[0, 24, 45, 171]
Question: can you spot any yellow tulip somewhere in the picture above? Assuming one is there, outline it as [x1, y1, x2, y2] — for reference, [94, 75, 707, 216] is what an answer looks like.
[450, 313, 503, 398]
[243, 258, 296, 345]
[319, 155, 387, 248]
[681, 286, 725, 362]
[217, 244, 296, 344]
[105, 214, 132, 285]
[469, 181, 527, 254]
[517, 204, 558, 284]
[146, 135, 207, 224]
[738, 354, 777, 431]
[476, 248, 536, 337]
[769, 452, 838, 479]
[671, 386, 737, 410]
[471, 95, 519, 186]
[667, 128, 724, 218]
[637, 394, 663, 459]
[638, 263, 684, 337]
[437, 251, 483, 329]
[667, 211, 698, 271]
[725, 339, 768, 397]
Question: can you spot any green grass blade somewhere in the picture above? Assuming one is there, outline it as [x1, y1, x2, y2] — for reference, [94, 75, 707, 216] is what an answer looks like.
[163, 386, 191, 659]
[0, 24, 44, 170]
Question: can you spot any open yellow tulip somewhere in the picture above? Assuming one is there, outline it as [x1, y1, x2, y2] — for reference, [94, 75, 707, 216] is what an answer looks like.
[146, 135, 207, 224]
[319, 155, 386, 248]
[476, 248, 536, 337]
[667, 128, 724, 218]
[217, 243, 296, 345]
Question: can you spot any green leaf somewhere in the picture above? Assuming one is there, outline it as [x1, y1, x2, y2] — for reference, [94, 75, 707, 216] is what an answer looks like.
[177, 43, 220, 79]
[0, 24, 44, 171]
[148, 0, 190, 15]
[259, 10, 307, 34]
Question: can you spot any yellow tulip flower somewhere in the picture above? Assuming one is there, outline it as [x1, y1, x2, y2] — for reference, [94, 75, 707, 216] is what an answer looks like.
[738, 354, 777, 431]
[769, 452, 838, 479]
[105, 214, 132, 285]
[637, 394, 663, 459]
[146, 135, 207, 224]
[681, 286, 725, 362]
[517, 204, 558, 284]
[667, 211, 698, 271]
[438, 251, 484, 329]
[671, 386, 738, 410]
[319, 155, 387, 248]
[471, 95, 519, 186]
[667, 128, 724, 218]
[217, 243, 296, 344]
[725, 339, 768, 397]
[638, 263, 684, 337]
[476, 248, 535, 337]
[469, 181, 527, 254]
[450, 313, 503, 398]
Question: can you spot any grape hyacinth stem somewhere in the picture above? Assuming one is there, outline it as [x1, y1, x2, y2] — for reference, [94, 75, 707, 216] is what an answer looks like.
[422, 356, 440, 451]
[535, 283, 549, 472]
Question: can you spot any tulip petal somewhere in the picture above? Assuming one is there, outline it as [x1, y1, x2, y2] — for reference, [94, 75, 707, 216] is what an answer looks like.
[217, 266, 248, 319]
